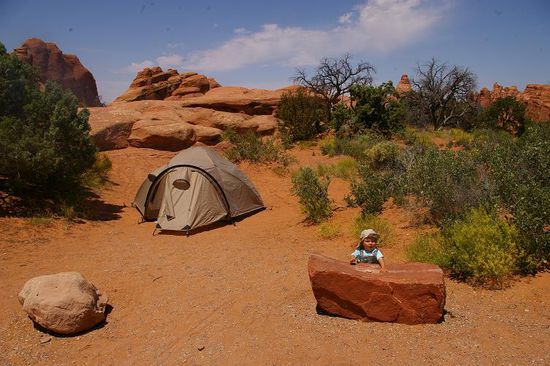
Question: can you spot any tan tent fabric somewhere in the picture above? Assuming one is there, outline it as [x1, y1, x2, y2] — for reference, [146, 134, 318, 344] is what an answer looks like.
[133, 147, 264, 232]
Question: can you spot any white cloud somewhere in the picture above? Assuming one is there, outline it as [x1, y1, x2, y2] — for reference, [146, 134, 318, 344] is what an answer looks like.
[123, 60, 155, 73]
[156, 54, 184, 68]
[129, 0, 446, 73]
[234, 27, 249, 34]
[339, 12, 353, 24]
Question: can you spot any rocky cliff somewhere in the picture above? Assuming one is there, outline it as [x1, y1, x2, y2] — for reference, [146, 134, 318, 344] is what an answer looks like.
[13, 38, 101, 107]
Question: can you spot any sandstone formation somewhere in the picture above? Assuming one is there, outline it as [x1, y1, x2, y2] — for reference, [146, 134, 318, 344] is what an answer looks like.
[308, 253, 446, 324]
[113, 67, 221, 103]
[87, 101, 279, 151]
[13, 38, 101, 107]
[476, 83, 550, 122]
[18, 272, 108, 335]
[396, 74, 412, 94]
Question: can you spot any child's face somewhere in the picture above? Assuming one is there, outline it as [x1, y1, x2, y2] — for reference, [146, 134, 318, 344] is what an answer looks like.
[362, 237, 377, 249]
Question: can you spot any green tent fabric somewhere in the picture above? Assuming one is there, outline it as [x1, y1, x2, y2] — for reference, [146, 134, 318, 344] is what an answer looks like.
[133, 146, 264, 232]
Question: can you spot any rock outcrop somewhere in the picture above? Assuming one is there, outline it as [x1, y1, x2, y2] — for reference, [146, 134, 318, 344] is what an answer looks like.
[476, 83, 550, 121]
[18, 272, 108, 335]
[13, 38, 101, 107]
[396, 74, 412, 94]
[113, 67, 221, 103]
[87, 101, 279, 151]
[308, 253, 446, 324]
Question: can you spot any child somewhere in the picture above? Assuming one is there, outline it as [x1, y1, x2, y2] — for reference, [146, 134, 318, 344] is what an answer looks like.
[350, 229, 387, 272]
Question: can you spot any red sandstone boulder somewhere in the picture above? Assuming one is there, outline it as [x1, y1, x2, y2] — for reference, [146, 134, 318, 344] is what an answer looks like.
[396, 74, 412, 94]
[308, 253, 446, 324]
[18, 272, 108, 335]
[113, 67, 221, 103]
[179, 86, 289, 115]
[475, 83, 550, 122]
[87, 101, 280, 151]
[13, 38, 101, 107]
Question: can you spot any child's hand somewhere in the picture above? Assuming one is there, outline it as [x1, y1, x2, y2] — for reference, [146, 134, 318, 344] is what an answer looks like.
[350, 258, 357, 265]
[380, 267, 388, 273]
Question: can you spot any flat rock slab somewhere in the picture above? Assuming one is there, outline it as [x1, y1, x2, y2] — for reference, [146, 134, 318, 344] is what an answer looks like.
[308, 253, 446, 324]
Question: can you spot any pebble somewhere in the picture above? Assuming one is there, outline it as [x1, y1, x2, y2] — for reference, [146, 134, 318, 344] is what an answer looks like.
[39, 336, 52, 344]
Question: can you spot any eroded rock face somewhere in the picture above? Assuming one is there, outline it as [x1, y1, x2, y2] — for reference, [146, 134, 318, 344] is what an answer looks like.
[308, 253, 446, 324]
[476, 83, 550, 121]
[113, 67, 221, 103]
[13, 38, 101, 107]
[18, 272, 108, 335]
[87, 101, 279, 151]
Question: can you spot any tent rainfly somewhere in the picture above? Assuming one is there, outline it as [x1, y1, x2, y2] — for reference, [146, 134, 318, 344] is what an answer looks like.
[133, 146, 265, 233]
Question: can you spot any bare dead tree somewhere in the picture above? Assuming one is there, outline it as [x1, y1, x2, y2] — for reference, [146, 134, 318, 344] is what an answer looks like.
[408, 58, 477, 129]
[293, 53, 375, 116]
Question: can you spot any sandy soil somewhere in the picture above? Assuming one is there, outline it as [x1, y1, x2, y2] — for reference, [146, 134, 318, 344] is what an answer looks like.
[0, 146, 549, 365]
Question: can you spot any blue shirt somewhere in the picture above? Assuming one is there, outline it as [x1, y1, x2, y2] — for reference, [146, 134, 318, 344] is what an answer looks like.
[352, 247, 383, 263]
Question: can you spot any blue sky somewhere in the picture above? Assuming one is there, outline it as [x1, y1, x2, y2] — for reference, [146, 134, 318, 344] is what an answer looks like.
[1, 0, 549, 103]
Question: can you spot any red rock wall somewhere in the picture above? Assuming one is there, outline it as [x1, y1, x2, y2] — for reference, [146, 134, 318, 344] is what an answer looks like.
[13, 38, 101, 107]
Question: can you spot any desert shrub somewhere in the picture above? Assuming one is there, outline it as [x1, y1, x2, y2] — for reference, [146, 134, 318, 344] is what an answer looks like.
[350, 82, 404, 136]
[318, 221, 342, 239]
[222, 129, 289, 164]
[0, 47, 98, 200]
[404, 147, 487, 223]
[316, 158, 357, 181]
[478, 122, 550, 271]
[330, 103, 354, 132]
[81, 153, 112, 189]
[353, 214, 393, 247]
[320, 132, 384, 160]
[277, 88, 328, 146]
[348, 172, 394, 215]
[291, 167, 332, 223]
[406, 232, 448, 266]
[482, 96, 527, 136]
[363, 141, 403, 171]
[443, 208, 519, 287]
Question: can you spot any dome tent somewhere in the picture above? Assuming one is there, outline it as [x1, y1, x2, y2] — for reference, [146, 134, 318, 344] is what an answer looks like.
[133, 146, 265, 233]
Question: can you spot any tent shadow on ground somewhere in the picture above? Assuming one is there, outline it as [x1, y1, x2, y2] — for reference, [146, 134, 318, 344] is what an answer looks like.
[154, 207, 266, 236]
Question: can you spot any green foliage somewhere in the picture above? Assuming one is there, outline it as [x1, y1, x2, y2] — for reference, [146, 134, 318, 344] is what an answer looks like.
[0, 47, 39, 119]
[348, 172, 394, 215]
[291, 167, 332, 223]
[353, 214, 393, 247]
[277, 88, 328, 146]
[444, 208, 519, 287]
[81, 153, 112, 189]
[330, 103, 354, 132]
[318, 221, 342, 239]
[406, 232, 448, 266]
[478, 122, 550, 271]
[482, 96, 527, 135]
[404, 147, 487, 223]
[0, 65, 97, 196]
[316, 158, 357, 181]
[350, 82, 404, 136]
[319, 132, 384, 160]
[222, 129, 289, 165]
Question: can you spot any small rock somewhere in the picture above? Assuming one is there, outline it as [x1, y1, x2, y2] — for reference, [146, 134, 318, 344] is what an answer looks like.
[39, 336, 51, 344]
[198, 346, 205, 351]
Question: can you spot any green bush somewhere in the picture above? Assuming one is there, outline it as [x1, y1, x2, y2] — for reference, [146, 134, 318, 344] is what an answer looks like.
[348, 172, 394, 215]
[222, 129, 289, 165]
[277, 88, 328, 146]
[350, 82, 404, 137]
[444, 208, 519, 287]
[482, 96, 527, 136]
[330, 103, 354, 132]
[319, 132, 384, 160]
[81, 153, 112, 189]
[291, 167, 332, 223]
[404, 147, 487, 223]
[0, 44, 98, 199]
[316, 158, 357, 181]
[406, 232, 448, 267]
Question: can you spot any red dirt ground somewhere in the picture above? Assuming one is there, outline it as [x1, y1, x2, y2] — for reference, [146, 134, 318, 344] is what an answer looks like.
[1, 146, 549, 365]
